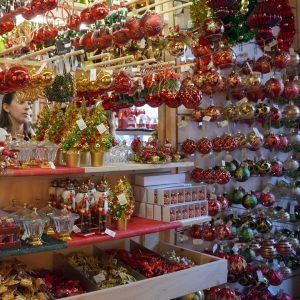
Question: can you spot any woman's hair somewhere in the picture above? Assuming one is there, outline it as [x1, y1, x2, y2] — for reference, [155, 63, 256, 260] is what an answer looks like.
[0, 92, 28, 135]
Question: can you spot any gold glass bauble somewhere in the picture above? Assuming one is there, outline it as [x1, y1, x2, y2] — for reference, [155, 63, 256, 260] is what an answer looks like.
[225, 103, 239, 121]
[167, 40, 185, 57]
[239, 100, 255, 119]
[76, 74, 89, 92]
[39, 68, 55, 87]
[96, 70, 113, 89]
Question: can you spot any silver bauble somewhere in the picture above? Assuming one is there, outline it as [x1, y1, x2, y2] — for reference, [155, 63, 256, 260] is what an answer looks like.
[282, 103, 300, 120]
[283, 156, 299, 172]
[290, 182, 300, 197]
[287, 131, 300, 147]
[287, 235, 300, 248]
[266, 207, 278, 220]
[290, 53, 300, 67]
[277, 209, 290, 223]
[279, 264, 292, 279]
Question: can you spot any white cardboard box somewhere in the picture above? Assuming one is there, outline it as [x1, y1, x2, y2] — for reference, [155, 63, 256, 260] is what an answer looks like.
[146, 204, 154, 219]
[154, 205, 162, 221]
[135, 173, 186, 186]
[134, 202, 146, 218]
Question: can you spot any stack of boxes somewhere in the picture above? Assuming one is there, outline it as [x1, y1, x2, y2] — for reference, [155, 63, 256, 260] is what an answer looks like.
[133, 173, 207, 223]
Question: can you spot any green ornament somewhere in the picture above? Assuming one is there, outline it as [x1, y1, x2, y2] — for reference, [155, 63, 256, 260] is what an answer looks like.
[70, 137, 77, 143]
[70, 110, 74, 114]
[228, 226, 238, 240]
[48, 136, 51, 140]
[76, 130, 82, 137]
[241, 193, 257, 209]
[286, 256, 299, 270]
[271, 121, 283, 129]
[115, 210, 121, 217]
[279, 145, 292, 153]
[120, 205, 126, 211]
[86, 130, 92, 136]
[56, 125, 61, 131]
[234, 165, 250, 182]
[96, 120, 101, 125]
[108, 137, 112, 143]
[50, 130, 55, 135]
[92, 125, 97, 131]
[43, 120, 48, 125]
[231, 189, 244, 204]
[59, 120, 64, 125]
[240, 225, 254, 243]
[36, 129, 40, 134]
[39, 125, 44, 129]
[100, 116, 104, 122]
[106, 143, 111, 149]
[225, 162, 237, 175]
[64, 143, 70, 150]
[243, 247, 256, 263]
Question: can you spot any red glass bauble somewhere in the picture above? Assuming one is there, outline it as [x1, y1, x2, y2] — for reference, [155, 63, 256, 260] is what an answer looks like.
[252, 265, 268, 276]
[126, 17, 144, 40]
[281, 81, 299, 100]
[112, 29, 130, 45]
[233, 90, 246, 100]
[216, 167, 231, 184]
[41, 0, 58, 11]
[37, 26, 48, 41]
[182, 138, 197, 154]
[22, 3, 36, 20]
[254, 55, 273, 74]
[190, 167, 204, 183]
[271, 293, 292, 300]
[270, 107, 282, 122]
[206, 70, 222, 87]
[263, 131, 279, 149]
[191, 107, 204, 122]
[5, 65, 30, 90]
[139, 11, 164, 37]
[266, 270, 283, 286]
[218, 287, 235, 300]
[204, 104, 220, 121]
[43, 25, 58, 39]
[222, 134, 238, 151]
[197, 137, 212, 154]
[213, 46, 236, 69]
[260, 192, 275, 207]
[180, 85, 203, 109]
[31, 0, 48, 14]
[91, 2, 108, 20]
[265, 78, 284, 99]
[190, 224, 203, 239]
[68, 15, 82, 30]
[80, 8, 96, 24]
[247, 82, 266, 103]
[0, 19, 14, 34]
[272, 50, 291, 69]
[0, 71, 12, 93]
[274, 240, 292, 256]
[217, 195, 228, 211]
[113, 71, 132, 93]
[251, 190, 260, 201]
[216, 76, 227, 93]
[247, 0, 282, 39]
[242, 59, 254, 75]
[92, 30, 113, 50]
[228, 253, 247, 274]
[205, 287, 220, 300]
[226, 71, 241, 89]
[200, 17, 224, 41]
[270, 160, 282, 177]
[203, 168, 216, 185]
[206, 0, 237, 18]
[165, 92, 182, 108]
[203, 85, 216, 95]
[202, 224, 216, 241]
[80, 32, 97, 52]
[191, 37, 213, 61]
[31, 31, 41, 44]
[212, 136, 223, 152]
[276, 133, 289, 150]
[192, 71, 207, 90]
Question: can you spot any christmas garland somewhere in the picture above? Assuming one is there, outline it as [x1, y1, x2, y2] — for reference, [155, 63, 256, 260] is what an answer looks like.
[189, 0, 215, 27]
[255, 0, 295, 55]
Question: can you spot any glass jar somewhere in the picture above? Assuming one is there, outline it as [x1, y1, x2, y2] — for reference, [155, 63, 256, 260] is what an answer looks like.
[39, 202, 59, 235]
[36, 141, 60, 168]
[3, 199, 22, 213]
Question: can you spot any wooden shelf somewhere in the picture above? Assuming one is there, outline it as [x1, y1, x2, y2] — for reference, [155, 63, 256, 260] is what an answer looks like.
[180, 215, 211, 226]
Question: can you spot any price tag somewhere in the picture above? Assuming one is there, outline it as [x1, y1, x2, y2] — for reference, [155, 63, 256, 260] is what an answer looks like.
[203, 124, 210, 130]
[240, 53, 248, 57]
[262, 186, 270, 194]
[253, 127, 263, 138]
[65, 43, 71, 48]
[269, 40, 277, 47]
[117, 193, 127, 205]
[76, 118, 87, 130]
[206, 61, 213, 69]
[234, 243, 242, 248]
[232, 247, 239, 253]
[49, 162, 56, 169]
[203, 116, 211, 122]
[226, 221, 232, 227]
[90, 69, 97, 81]
[83, 63, 88, 72]
[181, 64, 190, 72]
[273, 104, 279, 109]
[94, 273, 106, 283]
[268, 287, 276, 296]
[257, 270, 264, 281]
[289, 48, 295, 55]
[36, 62, 47, 75]
[222, 160, 226, 166]
[273, 259, 278, 271]
[264, 45, 271, 52]
[105, 228, 116, 237]
[225, 154, 232, 162]
[97, 123, 107, 134]
[178, 233, 189, 241]
[277, 289, 284, 299]
[72, 225, 81, 233]
[212, 244, 218, 253]
[178, 121, 187, 128]
[21, 233, 27, 240]
[236, 97, 248, 106]
[233, 210, 238, 219]
[220, 120, 228, 127]
[193, 239, 203, 245]
[292, 249, 296, 255]
[77, 266, 83, 271]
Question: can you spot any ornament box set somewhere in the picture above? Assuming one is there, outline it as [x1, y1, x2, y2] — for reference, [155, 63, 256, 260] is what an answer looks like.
[0, 210, 20, 249]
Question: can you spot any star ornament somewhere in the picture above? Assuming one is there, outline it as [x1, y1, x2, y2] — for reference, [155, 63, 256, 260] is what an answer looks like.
[207, 20, 220, 33]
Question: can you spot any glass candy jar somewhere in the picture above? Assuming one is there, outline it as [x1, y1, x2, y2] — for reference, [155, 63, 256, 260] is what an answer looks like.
[36, 141, 60, 168]
[51, 205, 79, 241]
[3, 199, 22, 213]
[28, 136, 39, 166]
[27, 198, 44, 210]
[14, 136, 32, 168]
[21, 208, 49, 246]
[39, 202, 59, 235]
[12, 203, 32, 236]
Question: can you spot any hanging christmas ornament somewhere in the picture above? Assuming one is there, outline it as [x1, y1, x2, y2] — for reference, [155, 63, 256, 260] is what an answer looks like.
[31, 0, 48, 14]
[234, 131, 246, 150]
[243, 247, 256, 263]
[213, 42, 237, 69]
[216, 167, 231, 184]
[287, 235, 299, 248]
[255, 158, 271, 176]
[278, 264, 292, 279]
[200, 17, 224, 41]
[242, 193, 257, 209]
[5, 65, 30, 90]
[240, 225, 255, 243]
[247, 0, 282, 39]
[217, 195, 228, 211]
[265, 78, 284, 100]
[272, 50, 291, 69]
[180, 84, 203, 109]
[239, 100, 255, 119]
[211, 136, 223, 152]
[255, 102, 270, 120]
[190, 224, 203, 238]
[92, 30, 113, 50]
[22, 3, 37, 20]
[217, 76, 227, 93]
[191, 107, 204, 122]
[246, 132, 263, 151]
[249, 240, 261, 254]
[197, 137, 212, 154]
[281, 81, 299, 100]
[241, 212, 257, 230]
[277, 208, 290, 223]
[266, 206, 278, 220]
[283, 156, 299, 172]
[260, 192, 275, 207]
[254, 55, 273, 74]
[80, 7, 96, 24]
[190, 167, 204, 183]
[206, 0, 237, 18]
[225, 103, 239, 121]
[270, 107, 282, 123]
[231, 188, 244, 204]
[80, 32, 97, 52]
[182, 138, 197, 155]
[91, 2, 109, 20]
[242, 59, 255, 75]
[215, 221, 230, 240]
[203, 168, 216, 184]
[139, 11, 164, 37]
[259, 244, 277, 260]
[226, 71, 242, 89]
[206, 70, 222, 88]
[222, 133, 238, 152]
[277, 133, 289, 150]
[228, 253, 247, 274]
[234, 163, 250, 182]
[275, 239, 293, 256]
[192, 71, 207, 90]
[256, 216, 273, 233]
[204, 104, 220, 121]
[202, 224, 216, 241]
[41, 0, 58, 11]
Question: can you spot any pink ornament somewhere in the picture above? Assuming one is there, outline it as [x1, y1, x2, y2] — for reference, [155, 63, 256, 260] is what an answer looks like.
[260, 192, 276, 207]
[276, 133, 289, 150]
[265, 78, 284, 99]
[281, 81, 299, 100]
[251, 190, 260, 201]
[272, 50, 291, 69]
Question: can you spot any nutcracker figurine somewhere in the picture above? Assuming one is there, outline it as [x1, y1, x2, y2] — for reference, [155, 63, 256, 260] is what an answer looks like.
[56, 179, 67, 208]
[49, 179, 58, 206]
[67, 191, 76, 213]
[97, 184, 109, 234]
[61, 182, 75, 209]
[72, 179, 80, 194]
[87, 179, 97, 227]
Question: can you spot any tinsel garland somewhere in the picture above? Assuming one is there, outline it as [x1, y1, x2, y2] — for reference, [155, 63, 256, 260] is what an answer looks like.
[255, 0, 295, 55]
[222, 0, 257, 45]
[189, 0, 215, 27]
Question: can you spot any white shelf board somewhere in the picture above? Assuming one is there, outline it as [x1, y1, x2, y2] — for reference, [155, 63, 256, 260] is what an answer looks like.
[116, 130, 152, 136]
[180, 215, 211, 227]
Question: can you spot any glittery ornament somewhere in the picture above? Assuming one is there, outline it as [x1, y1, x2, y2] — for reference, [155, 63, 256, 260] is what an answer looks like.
[255, 158, 271, 176]
[215, 222, 230, 240]
[192, 71, 207, 90]
[211, 136, 223, 152]
[190, 167, 204, 183]
[231, 188, 244, 204]
[80, 8, 96, 24]
[228, 253, 247, 274]
[216, 167, 231, 184]
[260, 244, 277, 260]
[202, 224, 216, 241]
[281, 81, 299, 100]
[191, 107, 204, 122]
[255, 102, 270, 120]
[254, 55, 273, 74]
[222, 134, 238, 151]
[180, 84, 203, 109]
[197, 137, 212, 154]
[283, 156, 299, 172]
[224, 103, 239, 121]
[275, 240, 293, 256]
[278, 264, 292, 279]
[243, 248, 256, 263]
[277, 209, 290, 223]
[246, 132, 263, 151]
[265, 78, 284, 99]
[200, 17, 224, 40]
[242, 59, 254, 75]
[272, 50, 291, 69]
[270, 107, 282, 123]
[260, 192, 276, 207]
[242, 193, 257, 209]
[234, 164, 250, 182]
[5, 65, 30, 90]
[190, 224, 203, 238]
[226, 71, 241, 89]
[203, 168, 216, 184]
[240, 225, 254, 243]
[213, 43, 237, 70]
[218, 287, 236, 300]
[206, 0, 237, 18]
[204, 104, 220, 121]
[206, 70, 222, 88]
[256, 216, 273, 233]
[139, 11, 164, 37]
[182, 138, 197, 154]
[217, 195, 228, 211]
[234, 131, 246, 150]
[239, 100, 255, 119]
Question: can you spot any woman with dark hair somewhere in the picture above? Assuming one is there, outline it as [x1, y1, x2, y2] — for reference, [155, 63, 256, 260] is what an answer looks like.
[0, 92, 32, 141]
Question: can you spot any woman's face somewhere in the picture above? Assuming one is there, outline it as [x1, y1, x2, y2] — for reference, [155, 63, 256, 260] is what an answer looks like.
[3, 96, 30, 124]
